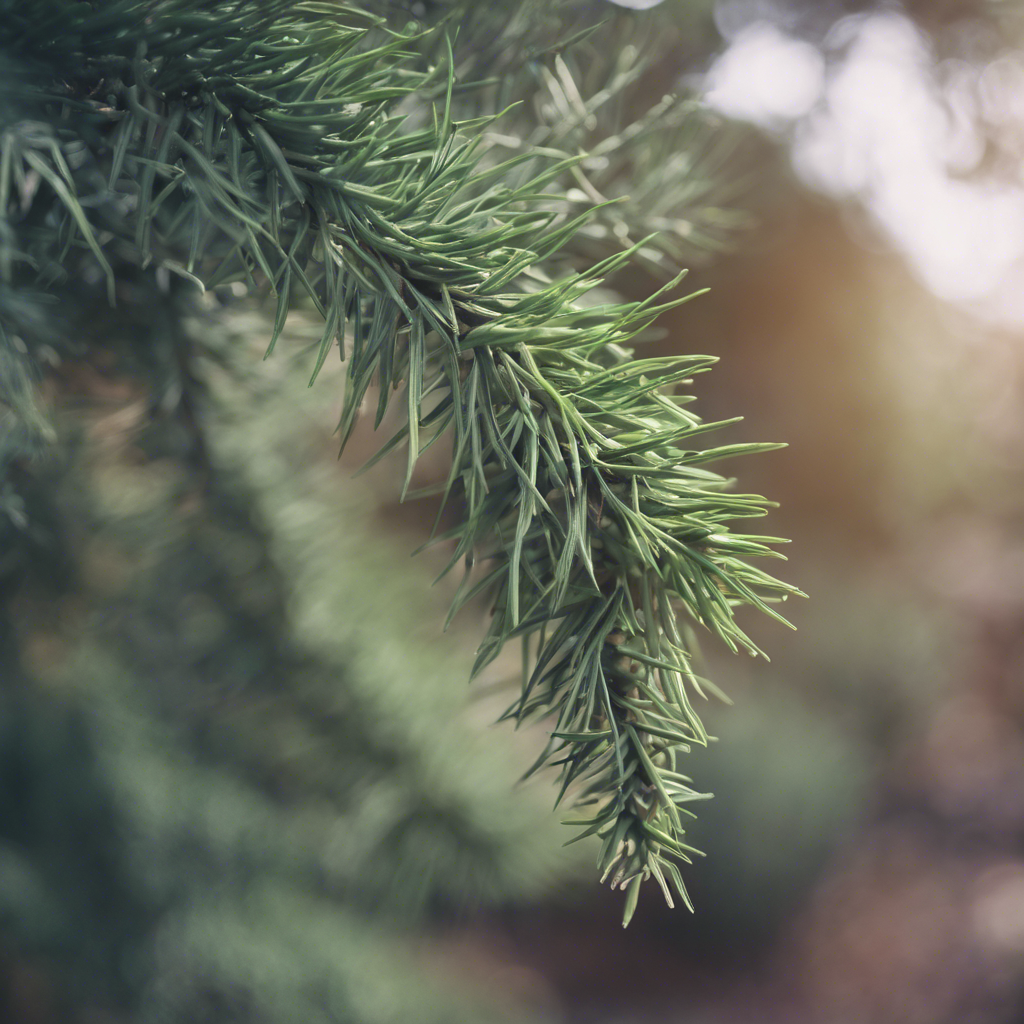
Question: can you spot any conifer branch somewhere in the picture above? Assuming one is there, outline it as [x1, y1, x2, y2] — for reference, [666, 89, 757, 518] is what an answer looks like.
[0, 0, 802, 924]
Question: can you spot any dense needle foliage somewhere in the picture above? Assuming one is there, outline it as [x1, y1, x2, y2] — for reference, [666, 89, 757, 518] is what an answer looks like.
[0, 0, 800, 924]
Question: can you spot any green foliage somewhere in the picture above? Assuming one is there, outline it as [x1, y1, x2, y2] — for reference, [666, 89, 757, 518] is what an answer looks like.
[0, 321, 569, 1020]
[0, 0, 799, 924]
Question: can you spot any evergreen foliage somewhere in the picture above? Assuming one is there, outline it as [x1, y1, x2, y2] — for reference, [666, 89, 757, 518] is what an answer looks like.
[1, 304, 570, 1021]
[1, 0, 799, 933]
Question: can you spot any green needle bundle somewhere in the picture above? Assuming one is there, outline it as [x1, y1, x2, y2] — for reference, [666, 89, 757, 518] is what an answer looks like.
[0, 0, 800, 932]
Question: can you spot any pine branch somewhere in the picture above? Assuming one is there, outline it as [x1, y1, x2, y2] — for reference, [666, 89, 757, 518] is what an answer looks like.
[0, 0, 802, 924]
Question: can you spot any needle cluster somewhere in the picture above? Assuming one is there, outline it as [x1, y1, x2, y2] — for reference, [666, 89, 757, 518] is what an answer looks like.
[0, 0, 801, 924]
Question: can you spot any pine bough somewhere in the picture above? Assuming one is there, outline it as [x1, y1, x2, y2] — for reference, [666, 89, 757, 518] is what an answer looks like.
[0, 0, 802, 924]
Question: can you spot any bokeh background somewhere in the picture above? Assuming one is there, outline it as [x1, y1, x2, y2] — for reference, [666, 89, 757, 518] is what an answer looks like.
[4, 1, 1024, 1022]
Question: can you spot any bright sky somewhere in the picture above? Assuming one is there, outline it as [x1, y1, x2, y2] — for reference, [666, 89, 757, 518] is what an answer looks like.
[702, 10, 1024, 327]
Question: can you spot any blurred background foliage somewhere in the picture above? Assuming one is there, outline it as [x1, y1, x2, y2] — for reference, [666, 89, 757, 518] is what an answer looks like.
[4, 0, 1024, 1022]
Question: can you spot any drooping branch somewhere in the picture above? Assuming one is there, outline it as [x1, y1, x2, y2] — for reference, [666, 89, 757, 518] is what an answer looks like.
[0, 0, 801, 923]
